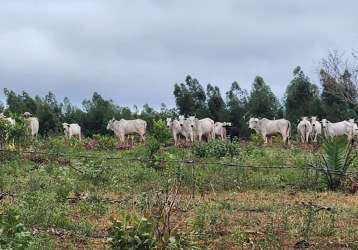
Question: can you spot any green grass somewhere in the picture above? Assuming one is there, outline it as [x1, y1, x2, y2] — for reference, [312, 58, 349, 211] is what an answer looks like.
[0, 137, 357, 249]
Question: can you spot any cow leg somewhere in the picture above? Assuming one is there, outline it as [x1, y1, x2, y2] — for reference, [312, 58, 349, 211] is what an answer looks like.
[173, 133, 178, 146]
[263, 134, 268, 144]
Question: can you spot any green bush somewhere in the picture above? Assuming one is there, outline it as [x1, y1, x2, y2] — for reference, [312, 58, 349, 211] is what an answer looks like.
[0, 118, 30, 150]
[0, 209, 33, 249]
[107, 213, 155, 250]
[249, 133, 264, 145]
[192, 140, 240, 158]
[309, 138, 356, 191]
[152, 119, 171, 145]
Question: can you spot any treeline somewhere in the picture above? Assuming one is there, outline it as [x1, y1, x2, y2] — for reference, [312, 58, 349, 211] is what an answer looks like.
[1, 52, 357, 137]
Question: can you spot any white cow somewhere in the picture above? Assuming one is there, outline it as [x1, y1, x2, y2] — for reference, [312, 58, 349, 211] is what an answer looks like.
[310, 116, 322, 143]
[249, 118, 291, 145]
[63, 123, 81, 141]
[166, 118, 184, 146]
[214, 122, 231, 140]
[321, 119, 356, 142]
[24, 117, 39, 138]
[348, 119, 358, 142]
[107, 118, 147, 145]
[188, 116, 215, 142]
[178, 115, 195, 143]
[297, 117, 312, 144]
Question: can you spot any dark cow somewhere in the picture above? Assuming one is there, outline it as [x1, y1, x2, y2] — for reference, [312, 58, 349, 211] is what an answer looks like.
[223, 124, 239, 142]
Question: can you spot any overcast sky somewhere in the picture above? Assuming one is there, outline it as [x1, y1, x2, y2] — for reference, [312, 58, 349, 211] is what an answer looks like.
[1, 1, 357, 108]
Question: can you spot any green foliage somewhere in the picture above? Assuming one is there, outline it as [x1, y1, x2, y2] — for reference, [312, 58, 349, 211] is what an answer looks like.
[0, 119, 12, 149]
[310, 138, 356, 190]
[284, 66, 322, 123]
[192, 140, 240, 158]
[91, 134, 117, 150]
[226, 81, 249, 137]
[173, 75, 208, 117]
[152, 119, 171, 144]
[249, 133, 264, 145]
[207, 84, 227, 122]
[82, 92, 123, 135]
[145, 136, 162, 170]
[82, 159, 112, 185]
[0, 209, 33, 249]
[247, 76, 281, 119]
[107, 214, 155, 250]
[320, 51, 358, 121]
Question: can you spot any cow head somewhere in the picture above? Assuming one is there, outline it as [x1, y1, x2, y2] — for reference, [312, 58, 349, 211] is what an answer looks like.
[62, 123, 70, 136]
[62, 123, 70, 129]
[166, 118, 172, 128]
[248, 118, 259, 130]
[106, 118, 116, 131]
[311, 116, 318, 126]
[301, 116, 309, 121]
[178, 115, 185, 127]
[321, 119, 329, 129]
[187, 116, 196, 128]
[348, 118, 355, 124]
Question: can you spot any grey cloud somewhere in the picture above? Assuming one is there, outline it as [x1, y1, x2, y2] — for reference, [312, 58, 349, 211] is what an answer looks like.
[0, 0, 357, 108]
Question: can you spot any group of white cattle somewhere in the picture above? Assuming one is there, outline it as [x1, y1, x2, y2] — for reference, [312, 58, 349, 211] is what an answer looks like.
[248, 116, 358, 145]
[166, 116, 231, 145]
[1, 112, 358, 146]
[297, 117, 358, 144]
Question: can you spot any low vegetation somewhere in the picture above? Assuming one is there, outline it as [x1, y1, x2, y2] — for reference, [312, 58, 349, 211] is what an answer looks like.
[0, 132, 357, 249]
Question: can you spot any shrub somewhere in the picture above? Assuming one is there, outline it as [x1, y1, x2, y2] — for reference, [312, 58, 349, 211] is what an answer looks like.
[249, 133, 264, 145]
[145, 136, 162, 169]
[0, 208, 33, 249]
[107, 213, 155, 250]
[0, 119, 29, 150]
[309, 138, 356, 191]
[152, 119, 171, 145]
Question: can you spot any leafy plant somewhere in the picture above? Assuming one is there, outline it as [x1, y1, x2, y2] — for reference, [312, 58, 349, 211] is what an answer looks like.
[192, 140, 240, 158]
[0, 209, 33, 249]
[152, 119, 171, 145]
[107, 213, 155, 250]
[145, 136, 162, 170]
[309, 138, 356, 190]
[249, 133, 264, 145]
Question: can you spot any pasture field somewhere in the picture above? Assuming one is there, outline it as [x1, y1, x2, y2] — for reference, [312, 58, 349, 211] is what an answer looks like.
[0, 136, 357, 249]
